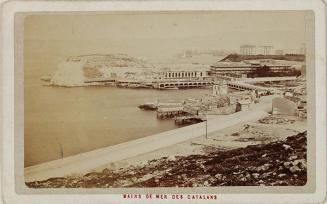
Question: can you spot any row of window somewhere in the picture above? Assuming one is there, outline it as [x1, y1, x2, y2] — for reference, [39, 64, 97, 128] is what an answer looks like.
[159, 82, 212, 87]
[163, 72, 204, 78]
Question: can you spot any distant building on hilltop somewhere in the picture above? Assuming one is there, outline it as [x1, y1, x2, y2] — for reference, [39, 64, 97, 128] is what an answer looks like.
[257, 46, 274, 55]
[240, 45, 256, 55]
[240, 45, 274, 55]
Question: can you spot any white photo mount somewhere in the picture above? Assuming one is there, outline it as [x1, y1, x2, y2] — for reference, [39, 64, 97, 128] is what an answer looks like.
[1, 0, 326, 203]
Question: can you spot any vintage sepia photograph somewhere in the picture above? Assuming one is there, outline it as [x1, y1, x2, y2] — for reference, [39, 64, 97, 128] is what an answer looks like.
[22, 11, 311, 189]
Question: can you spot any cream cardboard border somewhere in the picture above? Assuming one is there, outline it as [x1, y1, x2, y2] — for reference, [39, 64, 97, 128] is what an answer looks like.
[1, 0, 326, 204]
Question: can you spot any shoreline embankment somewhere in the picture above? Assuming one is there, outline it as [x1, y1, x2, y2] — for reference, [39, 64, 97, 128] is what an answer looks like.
[25, 101, 271, 182]
[26, 131, 307, 188]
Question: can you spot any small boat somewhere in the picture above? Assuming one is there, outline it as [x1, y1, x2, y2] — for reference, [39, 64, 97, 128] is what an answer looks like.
[138, 102, 158, 110]
[174, 116, 205, 126]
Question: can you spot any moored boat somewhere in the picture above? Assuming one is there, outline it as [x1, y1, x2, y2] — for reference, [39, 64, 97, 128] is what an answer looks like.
[138, 102, 158, 110]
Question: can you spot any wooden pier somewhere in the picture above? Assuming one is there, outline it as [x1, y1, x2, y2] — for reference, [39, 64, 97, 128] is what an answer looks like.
[227, 81, 274, 92]
[226, 76, 297, 91]
[156, 106, 187, 119]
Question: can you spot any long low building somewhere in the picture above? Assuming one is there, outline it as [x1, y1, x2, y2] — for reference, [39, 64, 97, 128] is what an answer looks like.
[157, 70, 209, 80]
[154, 80, 213, 89]
[154, 68, 212, 89]
[208, 61, 295, 78]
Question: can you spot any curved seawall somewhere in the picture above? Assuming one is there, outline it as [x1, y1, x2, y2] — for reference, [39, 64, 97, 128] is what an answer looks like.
[25, 105, 269, 182]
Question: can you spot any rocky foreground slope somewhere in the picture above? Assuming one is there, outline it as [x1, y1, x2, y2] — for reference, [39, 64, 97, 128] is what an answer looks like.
[26, 131, 307, 188]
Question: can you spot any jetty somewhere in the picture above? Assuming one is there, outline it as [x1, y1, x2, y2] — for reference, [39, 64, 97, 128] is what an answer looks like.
[156, 106, 187, 119]
[226, 76, 297, 92]
[227, 81, 273, 92]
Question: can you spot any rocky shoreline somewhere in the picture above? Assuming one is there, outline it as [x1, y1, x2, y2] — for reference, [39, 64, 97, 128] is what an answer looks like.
[26, 131, 307, 188]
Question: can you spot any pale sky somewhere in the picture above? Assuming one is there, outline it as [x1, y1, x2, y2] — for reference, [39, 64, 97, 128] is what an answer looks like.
[24, 11, 312, 59]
